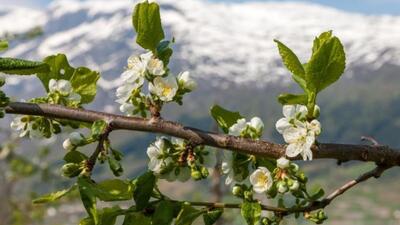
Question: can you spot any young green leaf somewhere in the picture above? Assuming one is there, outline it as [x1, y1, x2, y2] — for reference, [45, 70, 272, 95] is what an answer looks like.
[94, 179, 133, 202]
[98, 206, 124, 225]
[37, 54, 75, 90]
[108, 156, 124, 177]
[152, 200, 175, 225]
[123, 213, 151, 225]
[277, 93, 308, 105]
[37, 54, 100, 103]
[308, 185, 325, 201]
[175, 203, 204, 225]
[312, 30, 333, 55]
[132, 1, 165, 51]
[0, 40, 8, 51]
[156, 40, 174, 65]
[91, 120, 108, 139]
[64, 151, 88, 164]
[79, 217, 95, 225]
[133, 171, 156, 211]
[274, 40, 307, 90]
[78, 176, 98, 224]
[241, 202, 261, 225]
[32, 185, 77, 204]
[210, 105, 243, 133]
[306, 33, 346, 93]
[70, 67, 100, 104]
[203, 208, 223, 225]
[0, 57, 50, 75]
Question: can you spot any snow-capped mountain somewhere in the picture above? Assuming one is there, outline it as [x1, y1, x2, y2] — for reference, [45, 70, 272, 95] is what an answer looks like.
[1, 0, 400, 103]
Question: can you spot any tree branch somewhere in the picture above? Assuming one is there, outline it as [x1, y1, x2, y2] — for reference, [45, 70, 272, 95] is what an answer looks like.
[5, 102, 400, 166]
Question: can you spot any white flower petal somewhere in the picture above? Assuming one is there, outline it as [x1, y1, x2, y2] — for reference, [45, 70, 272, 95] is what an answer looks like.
[285, 143, 302, 158]
[283, 105, 296, 118]
[275, 118, 291, 134]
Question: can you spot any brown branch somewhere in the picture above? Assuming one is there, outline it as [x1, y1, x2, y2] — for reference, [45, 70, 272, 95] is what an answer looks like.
[290, 164, 391, 214]
[4, 102, 400, 166]
[87, 122, 113, 171]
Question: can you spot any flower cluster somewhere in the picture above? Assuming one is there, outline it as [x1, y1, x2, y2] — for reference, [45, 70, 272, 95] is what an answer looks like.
[48, 79, 81, 105]
[229, 117, 264, 139]
[116, 51, 196, 116]
[10, 115, 61, 139]
[146, 136, 214, 182]
[275, 105, 321, 161]
[221, 117, 264, 185]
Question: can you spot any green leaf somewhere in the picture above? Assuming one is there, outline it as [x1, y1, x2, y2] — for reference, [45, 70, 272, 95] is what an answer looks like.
[0, 57, 50, 75]
[277, 93, 308, 105]
[203, 208, 223, 225]
[37, 54, 75, 91]
[79, 217, 95, 225]
[133, 171, 156, 211]
[175, 203, 204, 225]
[306, 33, 346, 93]
[0, 41, 8, 51]
[64, 151, 88, 164]
[94, 179, 133, 202]
[37, 54, 100, 103]
[312, 31, 333, 55]
[33, 185, 77, 204]
[108, 156, 124, 177]
[133, 1, 165, 51]
[210, 105, 243, 134]
[78, 176, 98, 224]
[241, 202, 261, 225]
[156, 40, 174, 66]
[152, 200, 175, 225]
[91, 120, 108, 139]
[274, 40, 306, 90]
[70, 67, 100, 104]
[98, 206, 124, 225]
[123, 213, 151, 225]
[309, 185, 325, 201]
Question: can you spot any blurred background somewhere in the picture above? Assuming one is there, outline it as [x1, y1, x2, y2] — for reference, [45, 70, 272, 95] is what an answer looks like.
[0, 0, 400, 224]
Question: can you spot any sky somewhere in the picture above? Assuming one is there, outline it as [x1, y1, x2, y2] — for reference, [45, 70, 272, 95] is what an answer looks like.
[0, 0, 399, 15]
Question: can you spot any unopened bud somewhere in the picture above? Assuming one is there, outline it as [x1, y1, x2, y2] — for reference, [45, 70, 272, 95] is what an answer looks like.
[232, 185, 243, 197]
[69, 132, 84, 145]
[61, 163, 81, 178]
[62, 138, 74, 151]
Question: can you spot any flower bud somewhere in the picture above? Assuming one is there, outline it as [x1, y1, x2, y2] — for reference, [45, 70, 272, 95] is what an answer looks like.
[191, 170, 202, 180]
[276, 157, 290, 169]
[61, 163, 81, 178]
[244, 190, 253, 200]
[178, 71, 197, 91]
[313, 105, 320, 118]
[200, 166, 209, 178]
[249, 117, 264, 134]
[63, 138, 74, 151]
[289, 180, 300, 191]
[232, 185, 243, 197]
[277, 182, 288, 194]
[69, 132, 84, 145]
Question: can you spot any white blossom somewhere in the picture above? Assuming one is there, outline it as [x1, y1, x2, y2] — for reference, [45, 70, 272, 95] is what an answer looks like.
[147, 137, 169, 174]
[48, 79, 81, 102]
[249, 167, 273, 193]
[307, 119, 321, 135]
[228, 118, 247, 136]
[276, 157, 290, 169]
[221, 152, 235, 185]
[119, 103, 135, 115]
[178, 71, 197, 91]
[147, 58, 165, 76]
[275, 104, 307, 134]
[149, 76, 178, 102]
[249, 117, 264, 134]
[10, 116, 43, 139]
[283, 124, 315, 161]
[277, 182, 288, 193]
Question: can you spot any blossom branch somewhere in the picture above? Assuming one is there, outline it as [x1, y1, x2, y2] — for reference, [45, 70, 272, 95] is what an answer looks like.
[5, 102, 400, 166]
